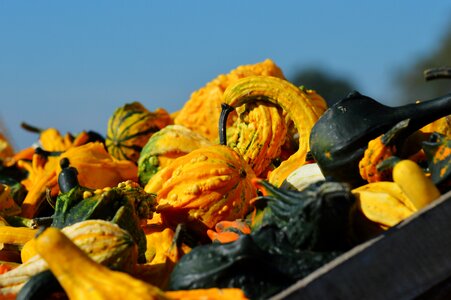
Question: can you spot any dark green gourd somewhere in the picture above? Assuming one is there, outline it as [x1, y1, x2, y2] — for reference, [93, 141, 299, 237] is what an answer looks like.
[309, 91, 451, 187]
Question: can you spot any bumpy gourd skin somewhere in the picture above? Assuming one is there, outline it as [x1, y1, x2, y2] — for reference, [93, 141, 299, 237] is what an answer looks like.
[145, 145, 257, 235]
[359, 135, 397, 183]
[174, 59, 286, 141]
[227, 101, 288, 177]
[138, 125, 213, 186]
[222, 76, 327, 187]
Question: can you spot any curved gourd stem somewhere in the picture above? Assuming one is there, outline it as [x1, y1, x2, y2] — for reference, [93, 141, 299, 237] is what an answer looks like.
[219, 103, 235, 146]
[222, 76, 326, 187]
[34, 147, 63, 158]
[424, 67, 451, 81]
[21, 122, 43, 133]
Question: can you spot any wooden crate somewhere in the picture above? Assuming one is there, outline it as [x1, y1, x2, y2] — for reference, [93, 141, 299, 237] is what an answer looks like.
[272, 190, 451, 300]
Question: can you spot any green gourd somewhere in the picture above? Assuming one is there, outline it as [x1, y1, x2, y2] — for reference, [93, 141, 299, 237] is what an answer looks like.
[309, 91, 451, 187]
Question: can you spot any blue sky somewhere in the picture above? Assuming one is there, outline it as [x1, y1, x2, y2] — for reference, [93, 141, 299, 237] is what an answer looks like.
[1, 1, 450, 150]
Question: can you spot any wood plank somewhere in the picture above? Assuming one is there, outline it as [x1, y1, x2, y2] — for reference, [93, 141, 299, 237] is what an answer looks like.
[271, 190, 451, 300]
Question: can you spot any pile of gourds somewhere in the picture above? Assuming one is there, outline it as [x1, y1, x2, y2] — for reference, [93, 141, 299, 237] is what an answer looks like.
[0, 59, 449, 299]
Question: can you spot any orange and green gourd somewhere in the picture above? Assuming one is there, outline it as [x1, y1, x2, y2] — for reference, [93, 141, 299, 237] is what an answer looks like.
[106, 102, 173, 162]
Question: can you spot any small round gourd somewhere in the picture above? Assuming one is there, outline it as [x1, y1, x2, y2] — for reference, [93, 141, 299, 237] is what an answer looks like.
[106, 102, 173, 162]
[145, 145, 257, 235]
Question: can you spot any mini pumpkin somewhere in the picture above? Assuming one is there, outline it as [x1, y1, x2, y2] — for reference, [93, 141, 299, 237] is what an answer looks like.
[144, 145, 257, 236]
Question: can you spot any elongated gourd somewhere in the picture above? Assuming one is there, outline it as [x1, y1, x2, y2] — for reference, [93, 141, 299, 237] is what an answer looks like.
[0, 226, 37, 246]
[392, 159, 441, 210]
[222, 76, 327, 187]
[0, 220, 137, 297]
[35, 227, 168, 300]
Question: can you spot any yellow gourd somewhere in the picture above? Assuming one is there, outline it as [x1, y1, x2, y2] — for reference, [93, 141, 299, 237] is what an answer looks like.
[35, 227, 168, 300]
[392, 159, 441, 210]
[222, 76, 327, 187]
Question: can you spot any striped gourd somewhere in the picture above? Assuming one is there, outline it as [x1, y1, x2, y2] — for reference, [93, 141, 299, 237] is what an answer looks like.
[106, 102, 173, 162]
[0, 219, 137, 297]
[137, 125, 213, 186]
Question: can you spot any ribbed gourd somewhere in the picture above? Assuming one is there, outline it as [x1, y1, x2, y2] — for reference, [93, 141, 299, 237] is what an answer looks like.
[221, 76, 327, 187]
[144, 145, 257, 235]
[138, 125, 213, 186]
[0, 219, 137, 297]
[106, 102, 173, 162]
[173, 59, 286, 141]
[226, 101, 288, 177]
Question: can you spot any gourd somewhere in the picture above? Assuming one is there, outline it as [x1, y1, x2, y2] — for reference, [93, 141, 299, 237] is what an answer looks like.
[17, 151, 60, 218]
[17, 142, 138, 218]
[136, 221, 193, 289]
[106, 102, 173, 162]
[359, 135, 397, 183]
[27, 227, 247, 299]
[174, 59, 286, 141]
[358, 119, 410, 183]
[145, 144, 257, 236]
[422, 132, 451, 189]
[206, 219, 251, 244]
[169, 180, 355, 300]
[0, 219, 138, 297]
[309, 91, 451, 187]
[351, 181, 416, 228]
[52, 178, 155, 263]
[392, 159, 441, 210]
[225, 100, 288, 177]
[0, 226, 36, 247]
[221, 75, 327, 187]
[0, 132, 14, 160]
[421, 115, 451, 138]
[165, 288, 248, 299]
[0, 184, 21, 217]
[280, 162, 325, 191]
[57, 142, 138, 189]
[20, 122, 105, 152]
[34, 226, 169, 300]
[138, 125, 213, 186]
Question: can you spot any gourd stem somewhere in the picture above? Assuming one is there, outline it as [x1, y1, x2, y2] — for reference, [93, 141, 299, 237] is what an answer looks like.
[21, 122, 43, 133]
[34, 147, 63, 157]
[58, 158, 79, 193]
[219, 103, 235, 146]
[424, 67, 451, 81]
[32, 216, 54, 229]
[395, 93, 451, 132]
